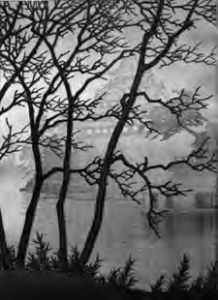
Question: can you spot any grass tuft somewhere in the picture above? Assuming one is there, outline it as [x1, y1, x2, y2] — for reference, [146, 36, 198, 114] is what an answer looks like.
[1, 232, 218, 299]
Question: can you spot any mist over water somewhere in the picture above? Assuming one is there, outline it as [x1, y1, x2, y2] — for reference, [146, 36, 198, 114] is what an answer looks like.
[1, 167, 217, 289]
[0, 167, 25, 247]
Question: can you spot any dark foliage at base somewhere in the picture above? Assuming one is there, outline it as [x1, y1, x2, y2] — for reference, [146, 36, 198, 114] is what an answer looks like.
[0, 232, 218, 299]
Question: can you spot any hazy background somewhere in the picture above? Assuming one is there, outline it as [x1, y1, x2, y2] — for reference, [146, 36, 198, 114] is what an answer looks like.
[0, 3, 217, 288]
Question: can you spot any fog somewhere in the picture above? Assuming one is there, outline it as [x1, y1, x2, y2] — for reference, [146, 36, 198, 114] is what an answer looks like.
[0, 3, 217, 287]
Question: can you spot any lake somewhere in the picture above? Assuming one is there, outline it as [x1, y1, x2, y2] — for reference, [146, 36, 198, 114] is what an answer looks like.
[0, 178, 216, 290]
[0, 167, 217, 289]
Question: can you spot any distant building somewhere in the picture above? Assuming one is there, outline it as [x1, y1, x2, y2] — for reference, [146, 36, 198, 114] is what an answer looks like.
[20, 57, 217, 209]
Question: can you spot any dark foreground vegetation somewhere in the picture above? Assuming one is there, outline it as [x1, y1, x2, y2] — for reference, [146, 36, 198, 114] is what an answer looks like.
[0, 1, 217, 299]
[0, 232, 218, 300]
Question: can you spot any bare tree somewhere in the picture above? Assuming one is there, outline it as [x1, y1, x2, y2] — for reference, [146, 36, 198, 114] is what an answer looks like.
[1, 0, 217, 270]
[0, 1, 31, 267]
[0, 1, 89, 267]
[0, 0, 134, 268]
[78, 0, 217, 265]
[38, 0, 136, 269]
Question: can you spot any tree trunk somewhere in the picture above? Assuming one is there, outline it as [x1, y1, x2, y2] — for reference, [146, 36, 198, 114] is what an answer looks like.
[16, 178, 43, 268]
[56, 101, 72, 271]
[80, 34, 148, 265]
[215, 142, 218, 269]
[56, 115, 72, 270]
[0, 207, 10, 269]
[51, 61, 73, 271]
[56, 178, 69, 271]
[80, 179, 107, 265]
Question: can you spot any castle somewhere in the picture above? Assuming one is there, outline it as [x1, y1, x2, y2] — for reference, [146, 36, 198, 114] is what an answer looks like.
[20, 56, 217, 210]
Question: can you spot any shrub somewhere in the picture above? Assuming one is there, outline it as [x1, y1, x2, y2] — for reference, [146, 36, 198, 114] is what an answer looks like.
[1, 232, 218, 300]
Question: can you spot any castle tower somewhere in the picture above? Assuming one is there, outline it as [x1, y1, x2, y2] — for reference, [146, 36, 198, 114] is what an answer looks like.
[22, 54, 171, 201]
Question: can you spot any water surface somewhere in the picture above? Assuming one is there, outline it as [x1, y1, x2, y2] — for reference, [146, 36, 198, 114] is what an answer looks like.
[0, 173, 217, 289]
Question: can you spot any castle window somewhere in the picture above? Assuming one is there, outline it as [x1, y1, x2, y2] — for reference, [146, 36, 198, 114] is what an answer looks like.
[86, 129, 93, 135]
[95, 128, 101, 134]
[102, 128, 108, 134]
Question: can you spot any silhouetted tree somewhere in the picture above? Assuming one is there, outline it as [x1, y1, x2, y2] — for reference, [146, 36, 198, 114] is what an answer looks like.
[0, 1, 31, 266]
[79, 0, 217, 265]
[0, 0, 134, 268]
[32, 0, 136, 269]
[0, 1, 97, 267]
[1, 0, 217, 270]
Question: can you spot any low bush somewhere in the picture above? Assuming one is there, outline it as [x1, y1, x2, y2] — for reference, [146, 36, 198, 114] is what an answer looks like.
[0, 232, 218, 299]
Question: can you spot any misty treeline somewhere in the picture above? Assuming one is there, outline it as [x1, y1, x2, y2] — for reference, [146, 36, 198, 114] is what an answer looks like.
[0, 0, 217, 270]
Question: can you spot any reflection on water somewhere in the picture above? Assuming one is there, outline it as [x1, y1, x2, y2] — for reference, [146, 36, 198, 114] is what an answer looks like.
[23, 195, 218, 289]
[167, 210, 218, 284]
[134, 208, 217, 288]
[0, 175, 218, 289]
[164, 210, 214, 238]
